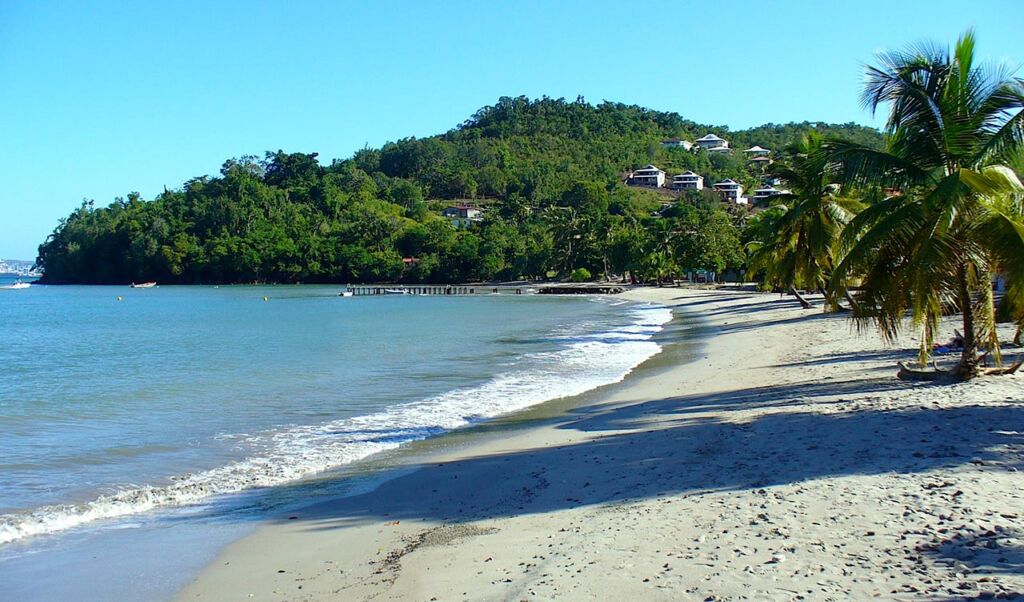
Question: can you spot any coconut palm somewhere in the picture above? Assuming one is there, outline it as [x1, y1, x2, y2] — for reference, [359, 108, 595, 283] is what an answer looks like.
[827, 30, 1024, 379]
[747, 133, 863, 308]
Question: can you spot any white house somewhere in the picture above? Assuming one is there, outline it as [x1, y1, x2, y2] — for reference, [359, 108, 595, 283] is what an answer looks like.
[752, 185, 786, 203]
[442, 204, 483, 228]
[629, 164, 666, 188]
[713, 178, 745, 203]
[671, 171, 704, 191]
[695, 133, 730, 152]
[743, 145, 771, 157]
[661, 138, 693, 150]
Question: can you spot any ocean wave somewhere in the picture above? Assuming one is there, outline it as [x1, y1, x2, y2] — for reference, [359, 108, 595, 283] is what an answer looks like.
[0, 304, 672, 545]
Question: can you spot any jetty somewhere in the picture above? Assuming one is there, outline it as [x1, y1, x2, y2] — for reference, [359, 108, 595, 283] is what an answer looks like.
[342, 284, 625, 296]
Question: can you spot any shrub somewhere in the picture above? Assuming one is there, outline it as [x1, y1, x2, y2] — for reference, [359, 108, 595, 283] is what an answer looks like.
[570, 267, 592, 282]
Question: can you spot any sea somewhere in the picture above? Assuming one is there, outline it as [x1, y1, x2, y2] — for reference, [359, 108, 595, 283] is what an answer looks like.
[0, 278, 672, 600]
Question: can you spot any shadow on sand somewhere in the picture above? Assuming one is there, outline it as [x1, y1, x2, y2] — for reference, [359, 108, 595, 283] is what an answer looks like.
[281, 376, 1021, 535]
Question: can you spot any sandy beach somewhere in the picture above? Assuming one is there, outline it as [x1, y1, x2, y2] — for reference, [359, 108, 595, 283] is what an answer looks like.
[177, 288, 1024, 601]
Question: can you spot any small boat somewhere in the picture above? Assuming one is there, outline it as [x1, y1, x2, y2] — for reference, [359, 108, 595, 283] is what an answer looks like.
[0, 281, 30, 290]
[384, 288, 408, 295]
[339, 291, 354, 297]
[130, 282, 157, 289]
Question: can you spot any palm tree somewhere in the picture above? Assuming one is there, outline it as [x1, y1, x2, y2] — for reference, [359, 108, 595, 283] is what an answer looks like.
[748, 133, 863, 309]
[545, 206, 600, 276]
[827, 30, 1024, 379]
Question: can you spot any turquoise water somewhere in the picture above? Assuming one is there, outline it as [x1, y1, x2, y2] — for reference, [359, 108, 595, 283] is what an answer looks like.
[0, 283, 670, 598]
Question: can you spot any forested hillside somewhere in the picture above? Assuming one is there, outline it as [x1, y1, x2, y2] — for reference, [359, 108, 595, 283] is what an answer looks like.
[36, 96, 884, 284]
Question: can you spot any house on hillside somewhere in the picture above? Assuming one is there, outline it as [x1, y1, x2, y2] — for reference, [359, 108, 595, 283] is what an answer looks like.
[713, 178, 746, 204]
[442, 204, 483, 228]
[752, 185, 788, 203]
[671, 171, 704, 191]
[695, 133, 730, 152]
[628, 164, 666, 188]
[744, 146, 773, 167]
[661, 138, 693, 150]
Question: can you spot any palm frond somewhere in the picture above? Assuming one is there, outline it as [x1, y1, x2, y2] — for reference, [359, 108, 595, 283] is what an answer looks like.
[824, 140, 932, 189]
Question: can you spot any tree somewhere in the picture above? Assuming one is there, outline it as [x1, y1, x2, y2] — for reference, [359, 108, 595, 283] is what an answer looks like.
[747, 133, 863, 306]
[828, 31, 1024, 379]
[667, 203, 744, 276]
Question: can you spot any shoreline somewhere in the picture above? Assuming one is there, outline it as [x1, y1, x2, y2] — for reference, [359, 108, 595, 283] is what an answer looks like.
[178, 287, 1024, 600]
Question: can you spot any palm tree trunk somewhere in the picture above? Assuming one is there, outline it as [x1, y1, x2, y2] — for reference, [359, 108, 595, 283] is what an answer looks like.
[789, 285, 813, 310]
[844, 290, 861, 314]
[954, 264, 981, 380]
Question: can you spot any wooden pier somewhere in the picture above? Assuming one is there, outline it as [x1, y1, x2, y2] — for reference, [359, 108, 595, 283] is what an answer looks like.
[341, 284, 625, 296]
[345, 285, 485, 296]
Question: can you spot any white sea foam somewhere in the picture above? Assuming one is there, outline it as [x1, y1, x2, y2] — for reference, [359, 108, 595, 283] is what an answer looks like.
[0, 304, 672, 545]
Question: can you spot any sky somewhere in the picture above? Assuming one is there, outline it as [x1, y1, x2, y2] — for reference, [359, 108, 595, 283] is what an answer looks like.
[1, 0, 1022, 259]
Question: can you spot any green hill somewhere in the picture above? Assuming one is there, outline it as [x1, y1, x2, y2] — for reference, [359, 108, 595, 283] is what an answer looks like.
[36, 96, 883, 284]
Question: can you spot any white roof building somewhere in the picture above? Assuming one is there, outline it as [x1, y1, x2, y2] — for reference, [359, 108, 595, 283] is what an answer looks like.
[752, 185, 783, 202]
[743, 145, 772, 156]
[695, 133, 730, 152]
[661, 138, 693, 150]
[713, 178, 746, 204]
[629, 164, 666, 188]
[442, 205, 483, 228]
[671, 171, 704, 191]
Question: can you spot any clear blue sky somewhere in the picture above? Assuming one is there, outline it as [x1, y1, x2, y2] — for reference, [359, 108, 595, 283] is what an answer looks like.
[2, 0, 1022, 259]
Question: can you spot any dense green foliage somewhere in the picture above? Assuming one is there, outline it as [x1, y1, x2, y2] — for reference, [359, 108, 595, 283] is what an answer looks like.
[37, 96, 884, 284]
[825, 31, 1024, 378]
[743, 31, 1024, 380]
[746, 133, 865, 301]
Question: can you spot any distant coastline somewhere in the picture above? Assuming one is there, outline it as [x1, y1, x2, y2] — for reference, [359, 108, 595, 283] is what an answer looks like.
[0, 258, 40, 279]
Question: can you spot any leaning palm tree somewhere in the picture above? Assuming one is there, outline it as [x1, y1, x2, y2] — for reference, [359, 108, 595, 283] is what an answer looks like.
[828, 30, 1024, 379]
[747, 133, 863, 308]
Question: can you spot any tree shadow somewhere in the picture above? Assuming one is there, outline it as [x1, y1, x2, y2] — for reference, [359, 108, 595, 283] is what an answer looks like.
[559, 375, 917, 430]
[282, 389, 1022, 538]
[923, 527, 1024, 576]
[779, 349, 912, 367]
[714, 310, 834, 334]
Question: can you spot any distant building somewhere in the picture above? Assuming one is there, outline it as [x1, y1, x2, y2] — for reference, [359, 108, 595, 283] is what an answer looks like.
[660, 138, 693, 150]
[629, 164, 666, 188]
[743, 145, 771, 157]
[752, 185, 786, 203]
[671, 171, 704, 191]
[695, 133, 730, 153]
[713, 178, 746, 204]
[442, 204, 483, 228]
